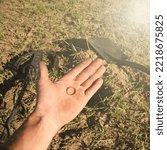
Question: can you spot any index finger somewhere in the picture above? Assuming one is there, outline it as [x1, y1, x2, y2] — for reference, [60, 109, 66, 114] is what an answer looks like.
[61, 59, 92, 80]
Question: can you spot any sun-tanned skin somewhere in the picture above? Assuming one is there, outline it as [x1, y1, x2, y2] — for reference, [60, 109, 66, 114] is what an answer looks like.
[2, 58, 105, 150]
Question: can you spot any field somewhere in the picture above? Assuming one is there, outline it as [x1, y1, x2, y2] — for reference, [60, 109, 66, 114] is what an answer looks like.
[0, 0, 149, 149]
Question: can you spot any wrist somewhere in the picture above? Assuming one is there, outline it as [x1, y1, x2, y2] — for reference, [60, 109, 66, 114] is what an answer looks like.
[5, 110, 60, 150]
[30, 110, 60, 134]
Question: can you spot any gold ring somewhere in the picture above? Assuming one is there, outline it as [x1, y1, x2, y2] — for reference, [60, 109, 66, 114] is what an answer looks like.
[66, 87, 76, 95]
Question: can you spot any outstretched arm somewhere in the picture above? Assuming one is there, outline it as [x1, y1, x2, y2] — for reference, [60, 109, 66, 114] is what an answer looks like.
[3, 58, 105, 150]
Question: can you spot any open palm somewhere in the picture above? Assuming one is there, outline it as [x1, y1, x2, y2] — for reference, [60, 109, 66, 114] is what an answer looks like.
[36, 58, 105, 129]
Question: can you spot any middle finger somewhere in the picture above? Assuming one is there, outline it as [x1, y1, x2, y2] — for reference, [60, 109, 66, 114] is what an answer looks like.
[75, 58, 103, 84]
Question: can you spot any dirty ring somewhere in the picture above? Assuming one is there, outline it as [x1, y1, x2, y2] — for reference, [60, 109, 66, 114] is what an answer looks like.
[66, 87, 76, 95]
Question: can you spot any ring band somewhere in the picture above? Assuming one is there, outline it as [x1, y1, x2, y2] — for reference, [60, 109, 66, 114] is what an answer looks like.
[66, 87, 76, 95]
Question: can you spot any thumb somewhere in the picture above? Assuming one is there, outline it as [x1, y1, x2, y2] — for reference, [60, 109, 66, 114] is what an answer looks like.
[38, 61, 49, 83]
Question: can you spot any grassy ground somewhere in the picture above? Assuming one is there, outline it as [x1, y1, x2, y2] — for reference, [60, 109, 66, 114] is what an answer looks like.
[0, 0, 149, 149]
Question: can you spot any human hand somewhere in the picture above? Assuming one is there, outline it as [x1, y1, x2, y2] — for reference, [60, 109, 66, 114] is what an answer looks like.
[35, 58, 105, 130]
